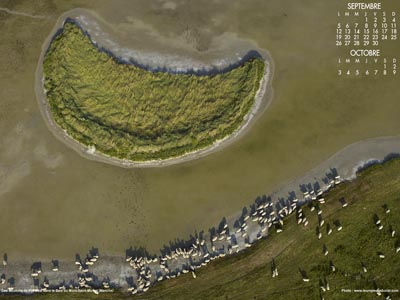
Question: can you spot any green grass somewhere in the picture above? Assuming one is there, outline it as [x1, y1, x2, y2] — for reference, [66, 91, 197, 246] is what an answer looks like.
[8, 158, 400, 300]
[43, 21, 265, 161]
[129, 158, 400, 300]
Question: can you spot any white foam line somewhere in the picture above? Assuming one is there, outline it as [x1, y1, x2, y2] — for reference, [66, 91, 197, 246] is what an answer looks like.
[0, 7, 50, 19]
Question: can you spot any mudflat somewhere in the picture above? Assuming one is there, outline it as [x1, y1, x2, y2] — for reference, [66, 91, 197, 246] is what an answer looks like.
[0, 0, 399, 261]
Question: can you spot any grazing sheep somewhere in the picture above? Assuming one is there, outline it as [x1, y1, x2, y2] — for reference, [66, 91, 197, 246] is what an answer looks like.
[318, 215, 325, 227]
[373, 214, 381, 225]
[299, 269, 309, 282]
[319, 279, 326, 292]
[361, 262, 367, 273]
[43, 277, 50, 288]
[383, 204, 390, 214]
[377, 251, 385, 259]
[396, 240, 400, 253]
[326, 223, 332, 235]
[389, 225, 396, 238]
[82, 264, 89, 273]
[271, 259, 278, 278]
[275, 223, 283, 233]
[316, 227, 322, 240]
[317, 207, 323, 216]
[31, 271, 38, 277]
[7, 277, 15, 291]
[329, 260, 336, 272]
[323, 244, 329, 256]
[334, 220, 342, 231]
[324, 277, 330, 291]
[52, 259, 59, 272]
[272, 268, 278, 278]
[102, 280, 110, 289]
[373, 280, 381, 296]
[75, 254, 82, 264]
[339, 197, 348, 208]
[31, 262, 42, 277]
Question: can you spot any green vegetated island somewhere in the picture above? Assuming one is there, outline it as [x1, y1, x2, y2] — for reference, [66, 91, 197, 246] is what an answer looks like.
[43, 21, 265, 161]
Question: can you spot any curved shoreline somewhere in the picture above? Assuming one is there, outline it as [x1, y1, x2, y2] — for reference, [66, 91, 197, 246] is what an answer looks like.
[23, 7, 400, 296]
[229, 134, 400, 219]
[35, 9, 274, 168]
[4, 135, 400, 293]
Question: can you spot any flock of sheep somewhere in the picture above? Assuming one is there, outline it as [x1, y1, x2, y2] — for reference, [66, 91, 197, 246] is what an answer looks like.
[0, 170, 398, 298]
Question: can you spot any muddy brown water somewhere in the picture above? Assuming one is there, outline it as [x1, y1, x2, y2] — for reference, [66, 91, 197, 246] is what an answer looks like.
[0, 0, 399, 260]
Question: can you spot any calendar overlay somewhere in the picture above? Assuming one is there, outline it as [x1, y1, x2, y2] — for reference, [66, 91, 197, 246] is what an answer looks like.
[337, 2, 398, 77]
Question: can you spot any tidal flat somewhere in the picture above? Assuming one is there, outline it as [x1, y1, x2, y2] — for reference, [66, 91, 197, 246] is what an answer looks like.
[0, 0, 399, 262]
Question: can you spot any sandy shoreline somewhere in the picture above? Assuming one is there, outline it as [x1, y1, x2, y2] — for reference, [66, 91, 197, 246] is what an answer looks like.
[233, 134, 400, 215]
[23, 7, 400, 296]
[34, 8, 274, 168]
[3, 135, 399, 293]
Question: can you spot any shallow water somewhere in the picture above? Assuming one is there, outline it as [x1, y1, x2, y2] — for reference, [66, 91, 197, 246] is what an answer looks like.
[0, 0, 399, 259]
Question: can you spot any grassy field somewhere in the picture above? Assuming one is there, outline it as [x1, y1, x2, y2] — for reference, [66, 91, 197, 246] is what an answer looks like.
[127, 158, 400, 300]
[43, 21, 265, 161]
[6, 158, 400, 300]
